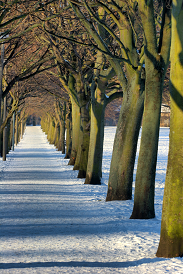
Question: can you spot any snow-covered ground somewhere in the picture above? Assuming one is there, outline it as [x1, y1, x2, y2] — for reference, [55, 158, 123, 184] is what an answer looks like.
[0, 126, 182, 274]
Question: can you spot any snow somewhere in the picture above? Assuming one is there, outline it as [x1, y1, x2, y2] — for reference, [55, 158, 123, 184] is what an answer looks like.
[0, 126, 183, 274]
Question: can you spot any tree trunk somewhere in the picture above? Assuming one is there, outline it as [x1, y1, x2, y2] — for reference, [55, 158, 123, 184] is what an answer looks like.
[3, 96, 7, 161]
[60, 102, 66, 154]
[130, 69, 162, 219]
[12, 112, 15, 151]
[131, 0, 171, 219]
[54, 101, 62, 151]
[85, 79, 105, 185]
[54, 100, 66, 153]
[53, 118, 59, 146]
[15, 112, 18, 146]
[57, 125, 62, 151]
[49, 120, 56, 144]
[21, 119, 23, 139]
[7, 117, 11, 153]
[65, 102, 72, 159]
[106, 79, 144, 201]
[46, 115, 52, 141]
[73, 74, 90, 178]
[60, 119, 65, 154]
[0, 44, 4, 156]
[156, 2, 183, 257]
[43, 115, 50, 135]
[47, 115, 56, 144]
[73, 122, 82, 171]
[77, 111, 90, 178]
[68, 98, 80, 165]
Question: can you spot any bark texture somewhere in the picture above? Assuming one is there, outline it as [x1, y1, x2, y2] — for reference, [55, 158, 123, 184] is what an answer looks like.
[131, 0, 171, 219]
[85, 79, 105, 185]
[68, 97, 80, 165]
[156, 1, 183, 257]
[106, 77, 144, 201]
[73, 74, 90, 178]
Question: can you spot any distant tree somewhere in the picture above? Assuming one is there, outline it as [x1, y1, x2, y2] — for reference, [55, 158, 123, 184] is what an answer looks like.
[55, 100, 66, 153]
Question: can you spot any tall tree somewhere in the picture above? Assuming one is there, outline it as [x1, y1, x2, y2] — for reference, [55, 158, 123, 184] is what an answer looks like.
[156, 0, 183, 258]
[85, 51, 122, 185]
[130, 0, 171, 219]
[84, 7, 123, 185]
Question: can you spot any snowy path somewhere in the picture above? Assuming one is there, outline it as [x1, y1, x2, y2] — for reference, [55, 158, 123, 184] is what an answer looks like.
[0, 126, 183, 273]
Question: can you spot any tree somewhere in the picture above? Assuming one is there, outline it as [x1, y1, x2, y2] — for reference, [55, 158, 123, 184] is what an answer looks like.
[156, 0, 183, 258]
[85, 48, 122, 185]
[130, 0, 171, 219]
[55, 100, 66, 153]
[70, 0, 145, 197]
[65, 100, 72, 159]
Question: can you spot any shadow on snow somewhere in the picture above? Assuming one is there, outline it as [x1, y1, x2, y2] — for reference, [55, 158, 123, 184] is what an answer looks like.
[0, 258, 168, 270]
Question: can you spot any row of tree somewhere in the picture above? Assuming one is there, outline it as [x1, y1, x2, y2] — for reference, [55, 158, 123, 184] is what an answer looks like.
[0, 0, 183, 258]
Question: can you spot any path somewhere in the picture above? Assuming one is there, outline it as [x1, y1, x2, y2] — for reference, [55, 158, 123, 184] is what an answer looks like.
[0, 126, 182, 273]
[0, 126, 116, 274]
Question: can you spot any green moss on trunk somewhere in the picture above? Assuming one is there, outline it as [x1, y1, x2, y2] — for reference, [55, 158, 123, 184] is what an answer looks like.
[156, 3, 183, 257]
[130, 70, 162, 219]
[85, 78, 105, 185]
[106, 79, 144, 201]
[131, 0, 171, 219]
[73, 74, 90, 177]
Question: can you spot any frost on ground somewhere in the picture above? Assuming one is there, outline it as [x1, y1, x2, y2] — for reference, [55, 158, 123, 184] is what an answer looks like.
[0, 126, 182, 274]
